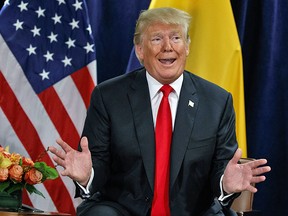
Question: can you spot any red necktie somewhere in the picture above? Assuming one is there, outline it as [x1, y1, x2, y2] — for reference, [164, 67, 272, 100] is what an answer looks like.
[151, 84, 173, 216]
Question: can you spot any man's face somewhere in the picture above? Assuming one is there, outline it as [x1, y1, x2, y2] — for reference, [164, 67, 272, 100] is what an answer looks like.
[135, 22, 190, 84]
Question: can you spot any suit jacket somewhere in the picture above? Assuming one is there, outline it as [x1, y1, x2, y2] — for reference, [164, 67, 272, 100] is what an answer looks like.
[77, 68, 238, 216]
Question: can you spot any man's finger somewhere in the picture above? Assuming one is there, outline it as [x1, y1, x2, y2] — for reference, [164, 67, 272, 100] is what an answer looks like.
[230, 148, 242, 165]
[252, 165, 271, 176]
[60, 169, 70, 177]
[56, 137, 72, 153]
[52, 155, 65, 168]
[246, 184, 258, 193]
[251, 175, 266, 184]
[80, 136, 90, 153]
[49, 145, 67, 160]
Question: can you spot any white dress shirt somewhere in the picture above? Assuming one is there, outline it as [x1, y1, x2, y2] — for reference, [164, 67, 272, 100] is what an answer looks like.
[146, 71, 183, 130]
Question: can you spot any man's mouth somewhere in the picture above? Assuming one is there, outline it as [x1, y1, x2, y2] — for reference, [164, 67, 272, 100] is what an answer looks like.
[159, 58, 176, 65]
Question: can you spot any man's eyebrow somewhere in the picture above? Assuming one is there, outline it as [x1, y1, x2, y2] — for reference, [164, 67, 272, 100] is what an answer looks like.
[150, 32, 162, 37]
[150, 30, 181, 36]
[170, 30, 182, 35]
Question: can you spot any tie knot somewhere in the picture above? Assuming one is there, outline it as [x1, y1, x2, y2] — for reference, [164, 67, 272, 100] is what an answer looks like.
[160, 84, 173, 97]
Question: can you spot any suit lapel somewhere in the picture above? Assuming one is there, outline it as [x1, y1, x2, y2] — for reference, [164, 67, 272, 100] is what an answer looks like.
[128, 69, 155, 190]
[170, 72, 199, 188]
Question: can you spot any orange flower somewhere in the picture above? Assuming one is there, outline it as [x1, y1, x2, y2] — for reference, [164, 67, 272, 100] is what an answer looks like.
[24, 168, 43, 185]
[22, 157, 34, 167]
[10, 153, 21, 165]
[0, 153, 12, 168]
[0, 168, 8, 182]
[9, 164, 23, 182]
[1, 151, 11, 158]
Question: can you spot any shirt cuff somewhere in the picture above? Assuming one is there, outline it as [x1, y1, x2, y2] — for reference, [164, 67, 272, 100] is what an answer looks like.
[76, 168, 94, 195]
[218, 174, 234, 202]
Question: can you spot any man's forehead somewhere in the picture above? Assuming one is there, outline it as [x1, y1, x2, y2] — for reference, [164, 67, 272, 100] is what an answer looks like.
[146, 23, 184, 34]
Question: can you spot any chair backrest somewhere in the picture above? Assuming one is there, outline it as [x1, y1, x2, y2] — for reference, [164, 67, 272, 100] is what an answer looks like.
[231, 158, 255, 212]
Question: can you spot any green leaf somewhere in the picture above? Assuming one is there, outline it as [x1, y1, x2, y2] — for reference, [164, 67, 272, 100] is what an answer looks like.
[34, 162, 59, 181]
[0, 181, 25, 194]
[25, 184, 45, 198]
[0, 181, 11, 192]
[7, 183, 24, 194]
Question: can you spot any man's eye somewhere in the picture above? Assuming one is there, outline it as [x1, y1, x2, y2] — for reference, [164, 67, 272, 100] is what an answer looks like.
[171, 36, 181, 42]
[152, 37, 161, 41]
[151, 37, 162, 44]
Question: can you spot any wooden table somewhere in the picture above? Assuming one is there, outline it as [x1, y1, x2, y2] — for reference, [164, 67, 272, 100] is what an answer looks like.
[0, 212, 70, 216]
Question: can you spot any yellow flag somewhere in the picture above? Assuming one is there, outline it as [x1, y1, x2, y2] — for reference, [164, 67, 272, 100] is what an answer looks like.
[149, 0, 247, 156]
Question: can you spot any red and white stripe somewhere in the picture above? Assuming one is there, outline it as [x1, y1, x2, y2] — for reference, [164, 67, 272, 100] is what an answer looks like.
[0, 34, 96, 215]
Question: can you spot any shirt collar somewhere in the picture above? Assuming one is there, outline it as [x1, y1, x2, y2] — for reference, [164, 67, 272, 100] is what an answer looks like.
[146, 71, 183, 100]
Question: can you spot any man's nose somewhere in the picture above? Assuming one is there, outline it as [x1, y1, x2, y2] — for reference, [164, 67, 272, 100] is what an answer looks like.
[162, 38, 173, 52]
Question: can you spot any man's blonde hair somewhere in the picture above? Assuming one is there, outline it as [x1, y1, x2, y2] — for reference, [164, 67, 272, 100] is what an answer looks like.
[133, 7, 191, 45]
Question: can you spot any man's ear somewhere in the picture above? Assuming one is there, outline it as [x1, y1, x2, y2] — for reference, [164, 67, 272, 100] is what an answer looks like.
[185, 43, 190, 56]
[135, 44, 144, 61]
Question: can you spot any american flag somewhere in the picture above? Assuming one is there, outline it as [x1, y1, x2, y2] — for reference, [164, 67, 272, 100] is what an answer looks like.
[0, 0, 96, 215]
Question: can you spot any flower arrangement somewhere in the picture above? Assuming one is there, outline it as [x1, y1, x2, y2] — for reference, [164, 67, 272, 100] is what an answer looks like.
[0, 146, 58, 198]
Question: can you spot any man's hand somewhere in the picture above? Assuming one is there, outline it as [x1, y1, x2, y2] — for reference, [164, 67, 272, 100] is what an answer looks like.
[223, 148, 271, 194]
[49, 137, 92, 187]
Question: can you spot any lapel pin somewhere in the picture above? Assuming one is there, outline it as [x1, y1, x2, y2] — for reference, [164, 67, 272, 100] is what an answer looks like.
[188, 100, 194, 107]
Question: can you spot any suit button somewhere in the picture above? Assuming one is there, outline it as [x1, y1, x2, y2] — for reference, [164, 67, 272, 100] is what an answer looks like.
[145, 197, 150, 202]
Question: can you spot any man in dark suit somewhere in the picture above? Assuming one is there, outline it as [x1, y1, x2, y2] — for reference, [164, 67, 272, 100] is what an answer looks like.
[49, 7, 270, 216]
